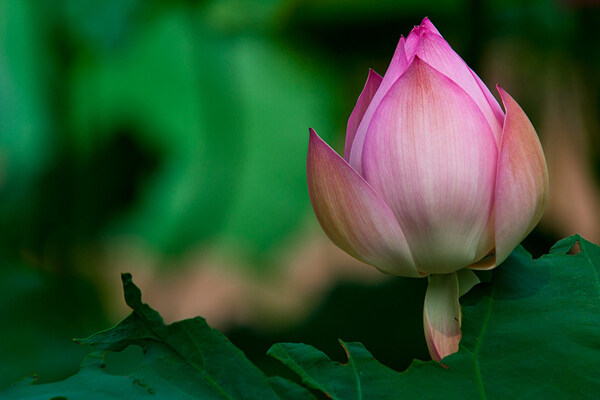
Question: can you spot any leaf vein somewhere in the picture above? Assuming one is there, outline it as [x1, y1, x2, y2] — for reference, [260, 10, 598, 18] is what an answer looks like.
[276, 346, 331, 396]
[180, 323, 234, 400]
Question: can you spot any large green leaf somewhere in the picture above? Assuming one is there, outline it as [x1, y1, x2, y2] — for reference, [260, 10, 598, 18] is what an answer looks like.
[269, 235, 600, 399]
[1, 274, 314, 400]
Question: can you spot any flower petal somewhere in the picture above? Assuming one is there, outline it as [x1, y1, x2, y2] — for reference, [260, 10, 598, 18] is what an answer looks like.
[344, 69, 383, 160]
[404, 21, 503, 147]
[457, 269, 480, 297]
[420, 16, 441, 35]
[471, 70, 505, 131]
[405, 16, 440, 50]
[307, 128, 420, 277]
[494, 87, 549, 265]
[348, 36, 409, 174]
[468, 210, 496, 270]
[424, 272, 461, 363]
[362, 57, 497, 275]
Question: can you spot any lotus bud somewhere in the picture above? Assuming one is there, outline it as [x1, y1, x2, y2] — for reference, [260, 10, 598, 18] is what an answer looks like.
[307, 18, 548, 363]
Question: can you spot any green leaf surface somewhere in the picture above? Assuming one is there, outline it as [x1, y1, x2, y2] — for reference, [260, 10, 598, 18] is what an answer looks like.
[1, 274, 314, 400]
[269, 235, 600, 399]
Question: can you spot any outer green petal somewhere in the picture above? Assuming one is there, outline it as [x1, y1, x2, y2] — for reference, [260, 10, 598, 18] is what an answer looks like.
[423, 273, 461, 363]
[457, 269, 480, 297]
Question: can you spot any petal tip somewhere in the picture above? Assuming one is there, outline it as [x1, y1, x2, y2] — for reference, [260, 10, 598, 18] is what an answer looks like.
[308, 128, 325, 156]
[408, 54, 426, 68]
[414, 16, 441, 36]
[308, 127, 319, 143]
[366, 68, 383, 83]
[496, 84, 510, 103]
[402, 55, 437, 79]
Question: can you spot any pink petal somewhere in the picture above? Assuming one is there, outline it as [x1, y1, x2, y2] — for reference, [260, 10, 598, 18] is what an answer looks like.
[468, 211, 496, 270]
[405, 17, 440, 51]
[344, 69, 383, 160]
[420, 17, 441, 35]
[423, 272, 461, 363]
[307, 128, 420, 277]
[494, 87, 549, 265]
[471, 70, 505, 131]
[404, 22, 503, 148]
[362, 57, 497, 275]
[348, 36, 409, 174]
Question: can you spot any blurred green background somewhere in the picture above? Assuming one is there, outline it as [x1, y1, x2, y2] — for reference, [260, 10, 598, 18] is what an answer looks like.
[1, 0, 599, 389]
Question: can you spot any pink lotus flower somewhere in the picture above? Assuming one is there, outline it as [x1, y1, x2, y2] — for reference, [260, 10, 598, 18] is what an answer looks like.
[307, 18, 548, 363]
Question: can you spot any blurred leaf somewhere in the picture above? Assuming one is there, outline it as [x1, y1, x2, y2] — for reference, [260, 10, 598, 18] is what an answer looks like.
[295, 0, 465, 20]
[69, 8, 247, 253]
[202, 0, 288, 32]
[1, 273, 314, 400]
[0, 0, 52, 193]
[269, 235, 600, 399]
[217, 36, 337, 256]
[62, 0, 141, 50]
[69, 6, 337, 260]
[490, 0, 577, 49]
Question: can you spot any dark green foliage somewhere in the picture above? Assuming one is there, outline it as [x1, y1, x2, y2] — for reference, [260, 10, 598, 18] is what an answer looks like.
[1, 274, 314, 400]
[269, 235, 600, 399]
[3, 236, 599, 399]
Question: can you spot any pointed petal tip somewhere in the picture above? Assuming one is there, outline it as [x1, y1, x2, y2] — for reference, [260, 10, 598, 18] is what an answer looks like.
[402, 55, 450, 85]
[366, 68, 383, 81]
[308, 127, 320, 145]
[406, 54, 427, 70]
[344, 70, 383, 160]
[308, 128, 329, 157]
[496, 84, 509, 104]
[411, 16, 441, 36]
[408, 54, 435, 71]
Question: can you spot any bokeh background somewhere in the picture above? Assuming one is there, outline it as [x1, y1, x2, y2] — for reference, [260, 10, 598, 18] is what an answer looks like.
[1, 0, 599, 388]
